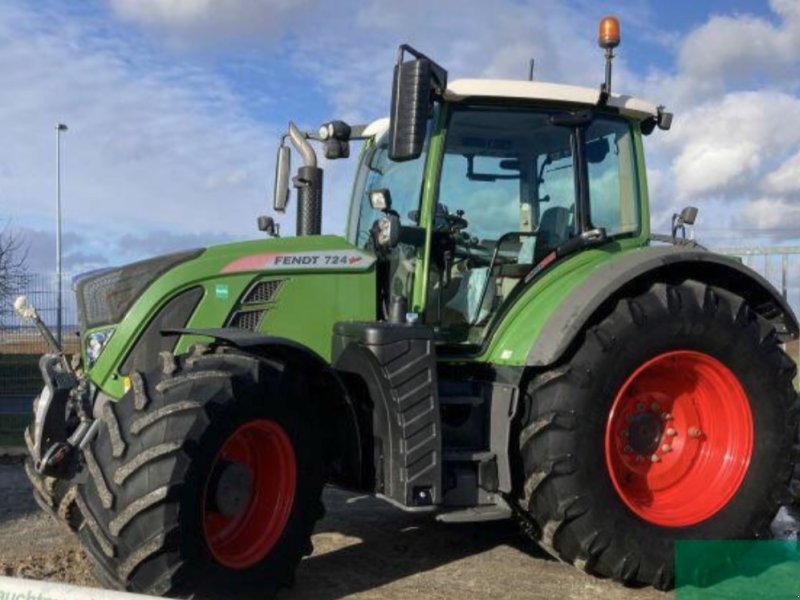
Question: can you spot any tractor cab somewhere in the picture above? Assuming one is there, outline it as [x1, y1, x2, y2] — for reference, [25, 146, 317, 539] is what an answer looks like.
[347, 86, 656, 346]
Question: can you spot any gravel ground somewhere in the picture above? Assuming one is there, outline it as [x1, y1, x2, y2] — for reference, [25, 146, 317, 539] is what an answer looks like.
[0, 459, 670, 600]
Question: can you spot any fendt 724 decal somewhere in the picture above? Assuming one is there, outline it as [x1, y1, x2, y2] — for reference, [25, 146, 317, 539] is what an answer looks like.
[221, 249, 376, 273]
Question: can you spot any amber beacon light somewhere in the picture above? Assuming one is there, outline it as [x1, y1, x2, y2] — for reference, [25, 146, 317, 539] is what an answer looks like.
[598, 16, 621, 49]
[597, 16, 620, 101]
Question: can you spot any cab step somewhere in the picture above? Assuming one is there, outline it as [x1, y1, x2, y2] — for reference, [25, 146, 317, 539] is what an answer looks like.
[435, 502, 512, 523]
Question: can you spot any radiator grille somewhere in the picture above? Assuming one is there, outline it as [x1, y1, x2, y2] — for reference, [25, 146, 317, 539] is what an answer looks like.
[243, 280, 284, 304]
[229, 309, 266, 331]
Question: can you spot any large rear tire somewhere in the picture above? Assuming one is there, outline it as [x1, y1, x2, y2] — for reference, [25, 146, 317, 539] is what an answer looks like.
[75, 347, 325, 597]
[516, 280, 798, 589]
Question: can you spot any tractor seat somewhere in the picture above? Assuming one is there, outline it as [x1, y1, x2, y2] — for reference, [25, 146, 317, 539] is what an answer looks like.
[534, 206, 573, 263]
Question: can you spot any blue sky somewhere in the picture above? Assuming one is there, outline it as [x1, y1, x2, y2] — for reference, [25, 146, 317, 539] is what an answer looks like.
[1, 0, 799, 273]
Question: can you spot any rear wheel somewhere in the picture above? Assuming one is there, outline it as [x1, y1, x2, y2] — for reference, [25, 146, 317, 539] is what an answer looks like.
[516, 280, 798, 589]
[76, 348, 325, 597]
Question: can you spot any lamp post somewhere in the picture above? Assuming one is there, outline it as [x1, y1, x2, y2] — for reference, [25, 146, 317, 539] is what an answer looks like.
[55, 123, 68, 346]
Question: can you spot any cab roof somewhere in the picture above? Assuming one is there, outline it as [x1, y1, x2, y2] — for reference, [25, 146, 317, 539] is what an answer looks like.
[361, 78, 660, 140]
[444, 79, 659, 120]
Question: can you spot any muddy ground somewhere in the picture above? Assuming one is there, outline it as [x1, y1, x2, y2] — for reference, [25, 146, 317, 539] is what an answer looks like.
[0, 458, 672, 599]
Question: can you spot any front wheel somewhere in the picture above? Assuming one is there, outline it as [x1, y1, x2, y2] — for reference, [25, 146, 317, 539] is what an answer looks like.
[76, 348, 325, 597]
[516, 280, 798, 589]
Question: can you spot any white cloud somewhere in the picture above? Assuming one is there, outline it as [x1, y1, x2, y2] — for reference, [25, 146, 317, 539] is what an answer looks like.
[732, 197, 800, 238]
[0, 3, 283, 272]
[662, 91, 800, 199]
[4, 0, 800, 276]
[109, 0, 314, 44]
[763, 151, 800, 195]
[679, 12, 799, 85]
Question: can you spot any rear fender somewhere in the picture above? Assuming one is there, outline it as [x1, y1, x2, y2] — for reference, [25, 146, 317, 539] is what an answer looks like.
[524, 246, 799, 368]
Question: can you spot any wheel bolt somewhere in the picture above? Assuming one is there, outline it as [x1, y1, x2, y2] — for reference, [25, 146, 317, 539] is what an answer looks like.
[666, 428, 677, 437]
[624, 445, 633, 453]
[688, 427, 702, 439]
[651, 402, 660, 412]
[662, 412, 673, 421]
[637, 402, 645, 411]
[661, 444, 671, 453]
[621, 430, 629, 438]
[651, 453, 660, 463]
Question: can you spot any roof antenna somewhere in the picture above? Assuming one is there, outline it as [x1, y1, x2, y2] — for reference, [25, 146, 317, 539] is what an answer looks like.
[528, 58, 535, 81]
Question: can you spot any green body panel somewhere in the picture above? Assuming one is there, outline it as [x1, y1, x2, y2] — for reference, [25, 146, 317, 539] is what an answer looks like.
[88, 235, 376, 399]
[477, 238, 646, 366]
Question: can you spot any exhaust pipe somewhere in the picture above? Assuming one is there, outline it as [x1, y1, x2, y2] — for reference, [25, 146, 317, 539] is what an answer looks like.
[288, 122, 323, 236]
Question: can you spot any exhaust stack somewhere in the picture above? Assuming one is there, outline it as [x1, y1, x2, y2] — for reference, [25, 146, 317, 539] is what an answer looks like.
[287, 122, 323, 236]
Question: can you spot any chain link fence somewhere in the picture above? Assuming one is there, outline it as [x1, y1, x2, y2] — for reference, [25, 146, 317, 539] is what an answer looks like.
[712, 246, 800, 367]
[0, 272, 78, 396]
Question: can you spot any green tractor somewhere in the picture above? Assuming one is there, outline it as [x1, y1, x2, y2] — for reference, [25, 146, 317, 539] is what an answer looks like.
[17, 17, 799, 597]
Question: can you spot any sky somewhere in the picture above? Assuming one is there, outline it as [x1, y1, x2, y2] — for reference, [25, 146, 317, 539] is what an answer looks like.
[1, 0, 799, 274]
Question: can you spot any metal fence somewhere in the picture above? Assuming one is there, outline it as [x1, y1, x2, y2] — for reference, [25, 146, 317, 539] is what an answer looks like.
[712, 246, 800, 367]
[0, 272, 78, 396]
[0, 249, 799, 396]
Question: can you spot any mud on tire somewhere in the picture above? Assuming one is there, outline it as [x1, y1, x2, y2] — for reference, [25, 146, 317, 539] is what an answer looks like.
[515, 279, 799, 589]
[75, 347, 326, 597]
[23, 417, 81, 532]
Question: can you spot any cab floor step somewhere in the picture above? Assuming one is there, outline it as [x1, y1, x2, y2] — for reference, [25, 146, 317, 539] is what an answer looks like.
[435, 503, 512, 523]
[440, 395, 484, 406]
[443, 450, 494, 462]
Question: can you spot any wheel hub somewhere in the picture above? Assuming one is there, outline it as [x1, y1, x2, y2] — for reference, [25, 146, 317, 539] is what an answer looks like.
[626, 411, 663, 456]
[213, 461, 254, 519]
[605, 351, 753, 527]
[202, 420, 297, 570]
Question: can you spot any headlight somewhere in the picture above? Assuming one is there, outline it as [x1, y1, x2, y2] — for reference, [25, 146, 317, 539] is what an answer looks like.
[86, 329, 114, 366]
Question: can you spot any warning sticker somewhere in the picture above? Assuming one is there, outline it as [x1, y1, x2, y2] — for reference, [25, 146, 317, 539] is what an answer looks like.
[222, 249, 376, 274]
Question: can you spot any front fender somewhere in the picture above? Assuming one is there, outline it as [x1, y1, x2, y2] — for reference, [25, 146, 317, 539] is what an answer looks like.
[165, 327, 365, 488]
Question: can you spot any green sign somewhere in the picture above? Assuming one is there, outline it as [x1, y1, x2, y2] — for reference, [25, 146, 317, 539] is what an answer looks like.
[676, 540, 800, 598]
[214, 283, 229, 300]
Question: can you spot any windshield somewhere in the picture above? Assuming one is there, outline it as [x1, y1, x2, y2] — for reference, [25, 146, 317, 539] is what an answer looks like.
[430, 105, 640, 342]
[438, 105, 640, 254]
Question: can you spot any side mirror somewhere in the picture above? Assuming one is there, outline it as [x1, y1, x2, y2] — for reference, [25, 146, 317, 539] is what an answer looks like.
[672, 206, 698, 240]
[679, 206, 698, 225]
[257, 215, 280, 237]
[273, 145, 291, 212]
[388, 45, 447, 162]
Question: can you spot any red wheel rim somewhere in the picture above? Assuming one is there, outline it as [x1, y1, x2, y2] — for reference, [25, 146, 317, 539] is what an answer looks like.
[604, 351, 753, 527]
[202, 420, 296, 569]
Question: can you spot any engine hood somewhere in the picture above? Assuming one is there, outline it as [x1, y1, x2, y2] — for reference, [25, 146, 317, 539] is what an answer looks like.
[74, 248, 203, 331]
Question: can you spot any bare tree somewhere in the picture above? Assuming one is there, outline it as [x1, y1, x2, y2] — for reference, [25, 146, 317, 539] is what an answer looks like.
[0, 225, 27, 325]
